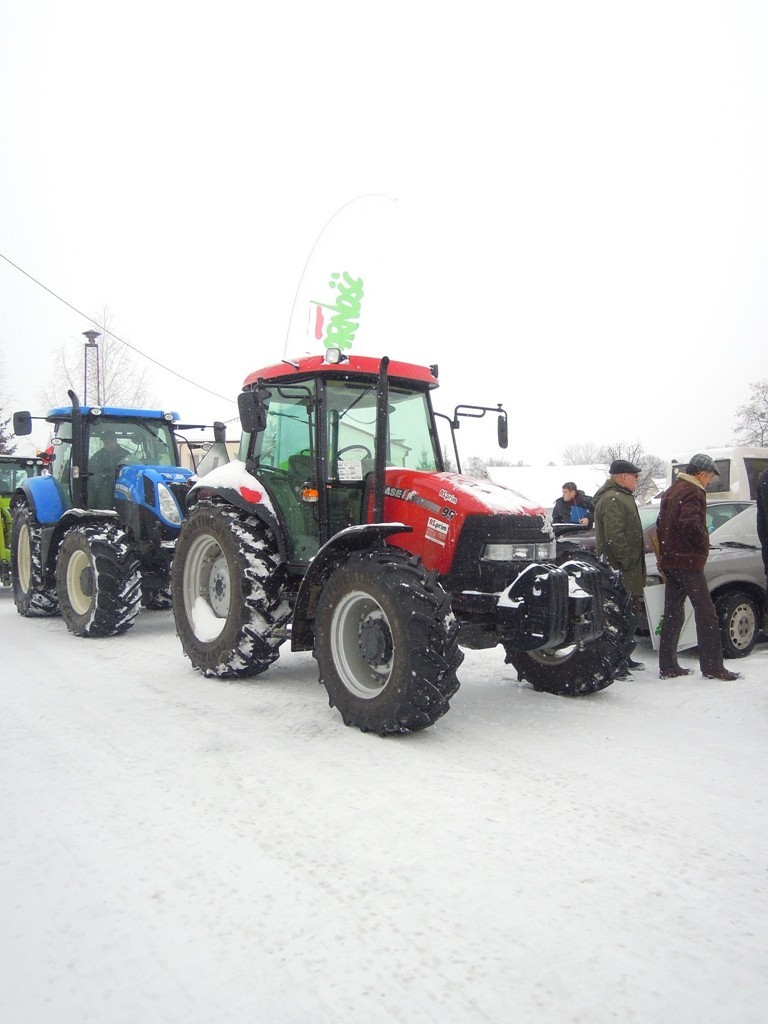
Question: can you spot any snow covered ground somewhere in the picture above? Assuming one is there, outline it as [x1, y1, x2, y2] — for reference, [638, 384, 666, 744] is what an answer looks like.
[1, 586, 767, 1024]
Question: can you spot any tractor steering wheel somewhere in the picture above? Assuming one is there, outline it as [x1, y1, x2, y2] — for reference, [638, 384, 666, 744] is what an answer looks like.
[338, 444, 373, 460]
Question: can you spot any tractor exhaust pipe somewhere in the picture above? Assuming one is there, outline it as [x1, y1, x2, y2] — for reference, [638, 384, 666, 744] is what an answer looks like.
[373, 356, 390, 524]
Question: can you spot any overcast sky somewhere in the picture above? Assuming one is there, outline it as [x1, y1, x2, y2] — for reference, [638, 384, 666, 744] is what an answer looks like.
[1, 1, 766, 464]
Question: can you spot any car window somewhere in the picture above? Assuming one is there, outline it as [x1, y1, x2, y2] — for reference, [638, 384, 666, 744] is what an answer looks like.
[706, 502, 752, 534]
[638, 507, 659, 529]
[708, 505, 758, 545]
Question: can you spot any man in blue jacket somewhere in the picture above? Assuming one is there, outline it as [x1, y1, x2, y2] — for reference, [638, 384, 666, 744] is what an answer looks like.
[552, 482, 594, 527]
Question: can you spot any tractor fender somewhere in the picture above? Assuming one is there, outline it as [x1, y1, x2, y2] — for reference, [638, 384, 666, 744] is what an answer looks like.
[39, 508, 120, 578]
[14, 475, 68, 524]
[187, 462, 291, 563]
[290, 522, 413, 652]
[13, 477, 120, 579]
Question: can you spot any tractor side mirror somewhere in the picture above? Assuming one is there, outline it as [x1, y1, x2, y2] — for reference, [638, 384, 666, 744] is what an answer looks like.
[498, 412, 508, 449]
[13, 411, 33, 436]
[213, 420, 227, 444]
[237, 391, 267, 434]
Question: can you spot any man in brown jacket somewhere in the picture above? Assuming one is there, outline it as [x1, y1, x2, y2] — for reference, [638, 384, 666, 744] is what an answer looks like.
[657, 453, 740, 680]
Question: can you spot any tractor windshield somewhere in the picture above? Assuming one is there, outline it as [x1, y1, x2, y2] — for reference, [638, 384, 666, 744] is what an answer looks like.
[326, 381, 439, 479]
[49, 417, 179, 510]
[87, 419, 177, 468]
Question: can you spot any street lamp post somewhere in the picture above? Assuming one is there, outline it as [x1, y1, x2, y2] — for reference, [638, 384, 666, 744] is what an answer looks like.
[82, 330, 101, 405]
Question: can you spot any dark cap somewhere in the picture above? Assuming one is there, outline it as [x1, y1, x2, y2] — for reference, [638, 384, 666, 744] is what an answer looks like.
[687, 453, 719, 476]
[609, 459, 641, 475]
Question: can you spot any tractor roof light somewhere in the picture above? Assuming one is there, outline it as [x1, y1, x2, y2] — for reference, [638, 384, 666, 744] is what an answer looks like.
[324, 347, 345, 365]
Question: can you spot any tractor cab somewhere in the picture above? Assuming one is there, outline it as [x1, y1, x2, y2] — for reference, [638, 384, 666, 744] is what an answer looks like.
[238, 355, 443, 565]
[0, 454, 44, 497]
[38, 406, 180, 511]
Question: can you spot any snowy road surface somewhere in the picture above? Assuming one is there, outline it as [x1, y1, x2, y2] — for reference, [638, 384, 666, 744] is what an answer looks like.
[1, 587, 767, 1024]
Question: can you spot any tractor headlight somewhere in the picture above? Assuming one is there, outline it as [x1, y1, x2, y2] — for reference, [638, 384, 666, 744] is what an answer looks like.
[157, 482, 182, 525]
[482, 541, 556, 562]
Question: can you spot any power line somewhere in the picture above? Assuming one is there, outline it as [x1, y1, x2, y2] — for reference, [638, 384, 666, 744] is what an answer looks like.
[0, 250, 236, 404]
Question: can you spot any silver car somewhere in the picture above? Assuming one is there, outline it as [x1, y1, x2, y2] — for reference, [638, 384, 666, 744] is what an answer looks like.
[645, 504, 767, 658]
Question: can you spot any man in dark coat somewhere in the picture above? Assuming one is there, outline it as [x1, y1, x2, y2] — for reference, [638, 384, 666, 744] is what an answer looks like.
[594, 459, 646, 672]
[757, 466, 768, 587]
[657, 453, 739, 680]
[552, 482, 594, 527]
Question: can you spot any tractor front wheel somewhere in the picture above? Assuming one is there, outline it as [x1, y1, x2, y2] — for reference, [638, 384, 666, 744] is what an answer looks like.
[313, 549, 462, 734]
[172, 505, 290, 677]
[56, 525, 141, 637]
[11, 504, 59, 617]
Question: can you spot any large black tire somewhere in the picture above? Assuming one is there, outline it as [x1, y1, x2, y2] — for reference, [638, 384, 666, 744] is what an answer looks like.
[313, 549, 463, 735]
[11, 503, 59, 617]
[56, 524, 141, 637]
[172, 505, 291, 678]
[715, 590, 760, 659]
[141, 568, 173, 610]
[505, 552, 635, 696]
[141, 584, 173, 610]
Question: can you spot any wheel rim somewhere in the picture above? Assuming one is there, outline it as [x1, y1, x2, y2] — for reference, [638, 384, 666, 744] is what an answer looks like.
[727, 602, 756, 651]
[329, 589, 394, 699]
[183, 534, 229, 640]
[17, 523, 31, 593]
[66, 548, 94, 616]
[528, 644, 577, 666]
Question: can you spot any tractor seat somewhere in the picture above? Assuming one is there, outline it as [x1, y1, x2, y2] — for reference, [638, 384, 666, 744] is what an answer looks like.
[288, 455, 312, 481]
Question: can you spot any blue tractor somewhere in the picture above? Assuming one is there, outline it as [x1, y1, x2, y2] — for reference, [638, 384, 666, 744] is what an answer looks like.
[10, 391, 226, 637]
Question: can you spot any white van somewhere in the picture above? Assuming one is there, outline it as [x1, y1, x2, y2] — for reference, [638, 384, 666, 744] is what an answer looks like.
[667, 447, 768, 501]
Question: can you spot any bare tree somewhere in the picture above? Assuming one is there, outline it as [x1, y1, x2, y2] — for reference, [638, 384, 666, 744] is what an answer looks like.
[734, 379, 768, 446]
[597, 442, 665, 504]
[561, 441, 602, 465]
[40, 308, 156, 410]
[0, 403, 16, 454]
[0, 368, 16, 454]
[463, 454, 490, 479]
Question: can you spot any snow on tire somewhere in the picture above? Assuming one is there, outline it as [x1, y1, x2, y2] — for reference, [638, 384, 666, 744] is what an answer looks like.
[313, 549, 463, 735]
[56, 524, 141, 637]
[172, 505, 290, 678]
[505, 551, 634, 696]
[11, 503, 59, 617]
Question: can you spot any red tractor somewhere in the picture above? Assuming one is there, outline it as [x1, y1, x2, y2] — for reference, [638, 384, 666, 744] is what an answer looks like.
[171, 351, 633, 733]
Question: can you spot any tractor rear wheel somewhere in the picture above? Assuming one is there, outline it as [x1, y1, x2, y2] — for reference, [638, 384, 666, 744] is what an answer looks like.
[313, 549, 463, 734]
[11, 504, 59, 617]
[172, 505, 290, 677]
[505, 552, 634, 696]
[56, 524, 141, 637]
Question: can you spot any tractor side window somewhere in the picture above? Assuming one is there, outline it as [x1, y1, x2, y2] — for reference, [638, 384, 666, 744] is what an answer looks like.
[387, 390, 440, 470]
[51, 423, 74, 508]
[252, 386, 314, 473]
[251, 384, 318, 563]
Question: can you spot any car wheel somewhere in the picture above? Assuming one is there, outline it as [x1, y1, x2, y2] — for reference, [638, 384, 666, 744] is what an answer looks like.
[715, 590, 759, 659]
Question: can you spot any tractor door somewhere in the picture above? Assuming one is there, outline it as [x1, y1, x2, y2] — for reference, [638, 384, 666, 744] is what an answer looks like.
[248, 382, 321, 563]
